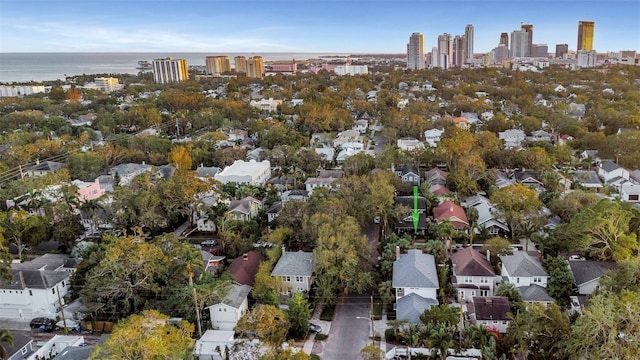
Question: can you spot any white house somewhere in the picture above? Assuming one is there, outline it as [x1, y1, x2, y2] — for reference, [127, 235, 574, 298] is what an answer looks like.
[424, 128, 444, 147]
[499, 251, 548, 288]
[462, 195, 510, 236]
[249, 98, 283, 112]
[0, 269, 70, 320]
[568, 260, 617, 295]
[397, 137, 425, 151]
[305, 177, 338, 195]
[498, 129, 526, 149]
[271, 247, 315, 295]
[207, 284, 251, 331]
[193, 330, 236, 360]
[621, 182, 640, 202]
[392, 249, 439, 323]
[450, 247, 496, 302]
[110, 162, 153, 186]
[598, 160, 630, 184]
[214, 160, 271, 186]
[352, 119, 369, 134]
[469, 296, 511, 333]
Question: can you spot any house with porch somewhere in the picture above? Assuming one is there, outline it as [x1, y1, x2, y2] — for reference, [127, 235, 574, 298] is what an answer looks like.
[271, 247, 315, 295]
[393, 249, 439, 323]
[450, 247, 496, 303]
[394, 164, 420, 186]
[394, 196, 429, 235]
[227, 197, 262, 221]
[433, 201, 469, 230]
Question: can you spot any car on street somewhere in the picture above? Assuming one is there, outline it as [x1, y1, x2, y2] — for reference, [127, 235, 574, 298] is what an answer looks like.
[30, 317, 56, 332]
[308, 323, 322, 333]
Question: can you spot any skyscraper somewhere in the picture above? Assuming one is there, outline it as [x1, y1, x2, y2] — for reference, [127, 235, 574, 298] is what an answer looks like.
[500, 32, 509, 47]
[407, 32, 426, 70]
[465, 24, 474, 63]
[510, 29, 530, 58]
[531, 44, 548, 58]
[152, 57, 188, 84]
[438, 33, 453, 67]
[577, 21, 595, 51]
[555, 44, 569, 58]
[521, 23, 533, 57]
[246, 56, 264, 79]
[235, 56, 247, 74]
[206, 56, 232, 75]
[453, 35, 467, 67]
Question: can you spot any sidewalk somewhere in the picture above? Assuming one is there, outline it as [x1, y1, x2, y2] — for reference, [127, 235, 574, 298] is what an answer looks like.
[374, 312, 388, 354]
[302, 303, 332, 356]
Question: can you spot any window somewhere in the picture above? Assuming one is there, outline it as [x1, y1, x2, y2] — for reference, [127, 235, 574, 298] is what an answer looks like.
[516, 278, 520, 284]
[296, 276, 303, 282]
[629, 194, 639, 201]
[285, 276, 291, 282]
[465, 277, 472, 283]
[534, 277, 541, 283]
[480, 277, 488, 283]
[493, 321, 498, 324]
[62, 281, 65, 287]
[52, 288, 56, 294]
[480, 290, 488, 296]
[502, 321, 508, 325]
[29, 290, 33, 296]
[397, 288, 405, 297]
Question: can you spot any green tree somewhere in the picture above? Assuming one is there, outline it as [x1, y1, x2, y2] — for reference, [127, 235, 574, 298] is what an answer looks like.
[0, 329, 14, 360]
[542, 256, 573, 307]
[287, 292, 312, 338]
[505, 303, 570, 360]
[490, 184, 542, 239]
[90, 309, 194, 359]
[0, 209, 50, 260]
[236, 304, 289, 350]
[360, 344, 384, 360]
[494, 282, 523, 315]
[567, 290, 640, 360]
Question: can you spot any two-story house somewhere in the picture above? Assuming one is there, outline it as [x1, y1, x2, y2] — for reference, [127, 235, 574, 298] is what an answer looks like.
[227, 197, 262, 221]
[206, 284, 251, 331]
[392, 249, 439, 323]
[394, 164, 420, 186]
[598, 160, 630, 185]
[110, 162, 153, 186]
[499, 251, 548, 288]
[450, 247, 496, 302]
[424, 128, 444, 147]
[498, 129, 526, 149]
[433, 201, 469, 230]
[271, 247, 315, 295]
[469, 296, 511, 333]
[568, 260, 616, 295]
[394, 196, 428, 235]
[0, 269, 70, 320]
[461, 195, 509, 237]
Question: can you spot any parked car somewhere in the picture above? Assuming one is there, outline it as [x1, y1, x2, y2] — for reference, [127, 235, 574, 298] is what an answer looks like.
[308, 323, 322, 333]
[30, 317, 56, 332]
[200, 239, 218, 247]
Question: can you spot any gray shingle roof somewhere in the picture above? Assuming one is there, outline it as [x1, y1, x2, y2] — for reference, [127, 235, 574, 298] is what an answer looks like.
[396, 293, 438, 324]
[12, 254, 77, 271]
[500, 251, 547, 277]
[271, 250, 314, 277]
[569, 260, 616, 286]
[219, 284, 252, 309]
[572, 170, 602, 185]
[600, 160, 621, 173]
[2, 269, 70, 290]
[518, 284, 554, 303]
[392, 249, 439, 289]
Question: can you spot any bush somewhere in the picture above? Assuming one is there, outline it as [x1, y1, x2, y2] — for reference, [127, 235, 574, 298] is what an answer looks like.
[319, 304, 335, 321]
[311, 355, 321, 360]
[314, 333, 328, 341]
[385, 328, 396, 342]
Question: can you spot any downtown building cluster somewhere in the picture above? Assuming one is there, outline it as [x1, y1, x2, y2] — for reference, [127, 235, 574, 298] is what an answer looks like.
[406, 20, 626, 70]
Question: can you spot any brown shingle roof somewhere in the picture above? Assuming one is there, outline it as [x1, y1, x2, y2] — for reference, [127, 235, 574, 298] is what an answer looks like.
[472, 296, 511, 321]
[450, 247, 495, 277]
[227, 251, 264, 286]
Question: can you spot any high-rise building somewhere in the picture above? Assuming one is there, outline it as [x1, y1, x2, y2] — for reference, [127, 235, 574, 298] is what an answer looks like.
[465, 24, 474, 63]
[500, 32, 509, 47]
[246, 56, 265, 79]
[510, 29, 530, 58]
[577, 50, 597, 67]
[205, 56, 232, 75]
[152, 57, 188, 84]
[430, 47, 440, 68]
[453, 35, 467, 67]
[577, 21, 595, 51]
[492, 44, 510, 64]
[407, 32, 426, 70]
[555, 44, 569, 58]
[438, 33, 453, 67]
[531, 44, 548, 58]
[234, 56, 247, 74]
[521, 23, 533, 57]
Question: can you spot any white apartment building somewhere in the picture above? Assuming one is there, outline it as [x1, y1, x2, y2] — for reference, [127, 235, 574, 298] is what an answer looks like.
[152, 57, 188, 84]
[214, 160, 271, 186]
[0, 85, 46, 97]
[334, 65, 369, 75]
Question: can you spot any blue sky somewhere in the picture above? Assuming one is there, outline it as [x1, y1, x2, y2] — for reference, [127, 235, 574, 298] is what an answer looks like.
[1, 0, 638, 53]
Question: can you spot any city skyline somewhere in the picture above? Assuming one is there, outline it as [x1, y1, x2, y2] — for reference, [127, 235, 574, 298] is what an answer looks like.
[0, 0, 638, 54]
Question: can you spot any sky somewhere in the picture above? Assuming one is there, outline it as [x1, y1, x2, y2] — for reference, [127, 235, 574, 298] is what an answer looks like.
[1, 0, 639, 54]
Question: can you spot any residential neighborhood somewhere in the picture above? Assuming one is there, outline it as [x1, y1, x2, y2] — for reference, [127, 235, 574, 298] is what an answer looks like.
[1, 57, 640, 360]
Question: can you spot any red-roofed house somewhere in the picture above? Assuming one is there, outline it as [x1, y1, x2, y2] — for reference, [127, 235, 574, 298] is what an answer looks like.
[453, 117, 470, 130]
[433, 201, 469, 229]
[450, 247, 496, 302]
[227, 251, 264, 286]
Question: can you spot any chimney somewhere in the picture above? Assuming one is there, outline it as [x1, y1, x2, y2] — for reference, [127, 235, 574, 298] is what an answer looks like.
[486, 249, 490, 262]
[396, 246, 400, 260]
[243, 253, 248, 261]
[282, 244, 286, 254]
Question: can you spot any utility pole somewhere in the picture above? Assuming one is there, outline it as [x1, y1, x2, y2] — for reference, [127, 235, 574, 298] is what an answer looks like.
[370, 295, 375, 345]
[56, 285, 68, 335]
[188, 265, 203, 338]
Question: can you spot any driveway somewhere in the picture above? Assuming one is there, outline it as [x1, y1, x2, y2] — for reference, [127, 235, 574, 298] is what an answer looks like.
[323, 294, 373, 360]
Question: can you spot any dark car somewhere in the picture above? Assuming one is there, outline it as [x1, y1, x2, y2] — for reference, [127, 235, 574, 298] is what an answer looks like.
[308, 323, 322, 333]
[30, 317, 56, 332]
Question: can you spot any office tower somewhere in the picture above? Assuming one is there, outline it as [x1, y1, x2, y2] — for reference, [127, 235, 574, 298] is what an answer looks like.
[531, 44, 548, 58]
[500, 32, 509, 47]
[577, 21, 595, 51]
[555, 44, 569, 58]
[510, 29, 530, 58]
[465, 24, 474, 63]
[151, 57, 188, 84]
[521, 23, 533, 57]
[407, 32, 426, 70]
[246, 56, 264, 78]
[577, 50, 596, 67]
[234, 56, 247, 74]
[453, 35, 466, 67]
[438, 33, 453, 67]
[492, 44, 510, 64]
[206, 56, 232, 75]
[430, 47, 440, 68]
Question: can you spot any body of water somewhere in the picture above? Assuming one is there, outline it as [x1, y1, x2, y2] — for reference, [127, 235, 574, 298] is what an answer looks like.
[0, 52, 349, 83]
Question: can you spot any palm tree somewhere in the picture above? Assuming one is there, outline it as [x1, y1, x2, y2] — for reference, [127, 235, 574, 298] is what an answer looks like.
[0, 329, 14, 359]
[469, 324, 498, 359]
[428, 326, 454, 360]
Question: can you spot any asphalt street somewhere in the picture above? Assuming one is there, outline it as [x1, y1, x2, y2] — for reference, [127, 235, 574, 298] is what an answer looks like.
[322, 294, 373, 360]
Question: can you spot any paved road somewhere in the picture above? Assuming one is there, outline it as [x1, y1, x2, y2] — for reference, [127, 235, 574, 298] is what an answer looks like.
[365, 222, 381, 268]
[323, 294, 373, 360]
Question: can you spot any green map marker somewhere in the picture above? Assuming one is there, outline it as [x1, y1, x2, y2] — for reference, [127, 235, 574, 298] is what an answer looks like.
[412, 185, 420, 233]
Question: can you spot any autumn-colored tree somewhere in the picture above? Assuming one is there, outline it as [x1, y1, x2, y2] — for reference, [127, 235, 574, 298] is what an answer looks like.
[66, 87, 82, 102]
[236, 304, 289, 349]
[360, 344, 384, 360]
[169, 145, 193, 172]
[490, 184, 542, 239]
[89, 309, 194, 359]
